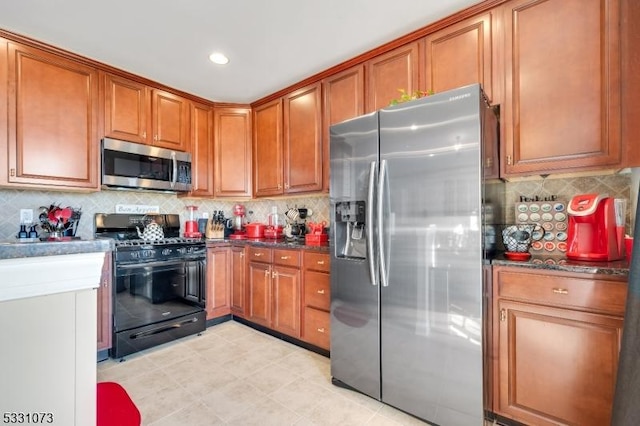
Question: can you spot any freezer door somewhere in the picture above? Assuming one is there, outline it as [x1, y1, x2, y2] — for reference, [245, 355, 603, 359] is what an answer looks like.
[378, 84, 485, 424]
[329, 112, 381, 400]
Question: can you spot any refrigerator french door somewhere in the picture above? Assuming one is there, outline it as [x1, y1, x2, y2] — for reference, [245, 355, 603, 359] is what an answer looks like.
[330, 84, 494, 425]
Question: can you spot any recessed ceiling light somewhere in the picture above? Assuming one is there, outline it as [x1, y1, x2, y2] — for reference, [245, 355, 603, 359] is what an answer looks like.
[209, 52, 229, 65]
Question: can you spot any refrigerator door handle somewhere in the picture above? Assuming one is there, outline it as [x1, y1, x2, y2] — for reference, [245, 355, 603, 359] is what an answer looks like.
[367, 161, 378, 286]
[378, 159, 389, 287]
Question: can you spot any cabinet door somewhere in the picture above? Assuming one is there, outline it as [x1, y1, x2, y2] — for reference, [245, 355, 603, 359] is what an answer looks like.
[253, 99, 283, 197]
[0, 39, 7, 183]
[6, 42, 99, 189]
[231, 245, 246, 317]
[186, 101, 213, 196]
[97, 252, 112, 351]
[206, 247, 231, 320]
[151, 88, 189, 151]
[247, 261, 271, 327]
[214, 106, 252, 198]
[423, 12, 494, 101]
[271, 265, 300, 338]
[283, 83, 322, 193]
[366, 42, 420, 112]
[501, 0, 622, 176]
[496, 299, 622, 426]
[103, 73, 149, 144]
[322, 65, 365, 191]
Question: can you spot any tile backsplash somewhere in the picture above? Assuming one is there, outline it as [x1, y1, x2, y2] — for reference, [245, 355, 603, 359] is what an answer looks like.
[0, 172, 634, 241]
[0, 189, 330, 240]
[504, 173, 633, 232]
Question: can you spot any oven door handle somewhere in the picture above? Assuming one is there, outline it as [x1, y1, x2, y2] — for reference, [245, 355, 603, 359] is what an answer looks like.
[130, 316, 200, 340]
[115, 258, 204, 273]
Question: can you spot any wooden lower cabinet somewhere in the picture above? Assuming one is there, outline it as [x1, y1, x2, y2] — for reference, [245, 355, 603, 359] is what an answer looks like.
[492, 266, 627, 426]
[230, 245, 247, 317]
[302, 251, 330, 350]
[97, 252, 112, 352]
[206, 246, 231, 320]
[247, 247, 301, 338]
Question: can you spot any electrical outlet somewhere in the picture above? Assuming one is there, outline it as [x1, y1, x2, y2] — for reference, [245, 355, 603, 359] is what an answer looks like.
[20, 209, 33, 224]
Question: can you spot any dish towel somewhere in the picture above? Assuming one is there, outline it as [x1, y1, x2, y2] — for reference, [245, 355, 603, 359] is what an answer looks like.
[97, 382, 141, 426]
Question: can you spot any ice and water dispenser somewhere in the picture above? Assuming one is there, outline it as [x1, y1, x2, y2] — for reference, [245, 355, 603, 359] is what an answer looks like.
[334, 200, 367, 259]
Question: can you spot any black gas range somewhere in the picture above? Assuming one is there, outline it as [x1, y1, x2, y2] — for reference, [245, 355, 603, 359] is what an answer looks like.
[95, 213, 206, 359]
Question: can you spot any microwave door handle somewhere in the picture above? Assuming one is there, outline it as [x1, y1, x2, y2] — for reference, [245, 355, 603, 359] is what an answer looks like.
[170, 151, 177, 189]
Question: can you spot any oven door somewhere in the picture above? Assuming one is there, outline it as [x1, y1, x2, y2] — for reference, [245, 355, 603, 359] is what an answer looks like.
[113, 257, 205, 333]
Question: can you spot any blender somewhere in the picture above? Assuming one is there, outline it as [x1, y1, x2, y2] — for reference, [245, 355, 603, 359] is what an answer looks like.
[184, 205, 202, 238]
[230, 204, 247, 239]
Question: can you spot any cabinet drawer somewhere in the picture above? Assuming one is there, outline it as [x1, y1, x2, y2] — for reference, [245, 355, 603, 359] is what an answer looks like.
[304, 307, 330, 350]
[248, 246, 272, 263]
[495, 268, 627, 315]
[304, 271, 330, 310]
[304, 251, 330, 273]
[273, 249, 300, 267]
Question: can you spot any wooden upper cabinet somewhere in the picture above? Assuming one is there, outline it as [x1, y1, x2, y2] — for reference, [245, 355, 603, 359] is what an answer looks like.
[151, 89, 189, 151]
[283, 82, 322, 193]
[187, 101, 213, 197]
[214, 106, 252, 198]
[103, 73, 189, 151]
[322, 65, 365, 191]
[253, 99, 283, 197]
[103, 73, 149, 144]
[500, 0, 622, 176]
[423, 12, 494, 102]
[5, 42, 99, 190]
[366, 42, 420, 112]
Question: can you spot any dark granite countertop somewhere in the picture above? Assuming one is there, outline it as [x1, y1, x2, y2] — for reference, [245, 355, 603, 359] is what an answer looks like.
[0, 238, 114, 260]
[491, 253, 629, 277]
[205, 238, 329, 253]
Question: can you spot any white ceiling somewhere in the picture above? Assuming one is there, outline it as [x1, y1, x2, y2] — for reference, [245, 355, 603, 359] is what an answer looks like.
[1, 0, 481, 104]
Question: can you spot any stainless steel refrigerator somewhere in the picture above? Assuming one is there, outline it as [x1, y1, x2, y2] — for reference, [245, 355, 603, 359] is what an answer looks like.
[329, 84, 503, 425]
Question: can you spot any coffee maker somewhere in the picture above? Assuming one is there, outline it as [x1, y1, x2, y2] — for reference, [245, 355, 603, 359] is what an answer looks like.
[566, 193, 623, 261]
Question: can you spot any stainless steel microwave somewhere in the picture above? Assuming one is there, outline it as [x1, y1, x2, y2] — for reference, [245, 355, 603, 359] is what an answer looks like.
[101, 138, 192, 192]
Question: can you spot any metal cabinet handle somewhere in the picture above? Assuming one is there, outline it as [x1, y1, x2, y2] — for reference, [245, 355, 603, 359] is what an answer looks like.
[317, 289, 325, 294]
[317, 327, 325, 333]
[272, 271, 278, 278]
[552, 288, 569, 295]
[254, 253, 263, 257]
[280, 256, 291, 260]
[142, 131, 147, 139]
[317, 260, 325, 265]
[10, 168, 16, 177]
[264, 269, 269, 278]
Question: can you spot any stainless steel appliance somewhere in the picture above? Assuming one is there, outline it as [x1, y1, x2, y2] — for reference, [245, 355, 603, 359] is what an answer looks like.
[101, 138, 192, 192]
[95, 213, 206, 358]
[329, 84, 503, 424]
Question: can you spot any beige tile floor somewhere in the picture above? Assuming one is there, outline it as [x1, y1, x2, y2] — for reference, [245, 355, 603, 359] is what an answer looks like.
[97, 321, 435, 426]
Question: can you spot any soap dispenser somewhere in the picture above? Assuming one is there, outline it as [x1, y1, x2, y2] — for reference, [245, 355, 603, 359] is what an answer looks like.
[17, 225, 28, 239]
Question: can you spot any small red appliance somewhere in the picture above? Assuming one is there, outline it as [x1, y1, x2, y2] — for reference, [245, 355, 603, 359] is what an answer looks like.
[566, 193, 623, 261]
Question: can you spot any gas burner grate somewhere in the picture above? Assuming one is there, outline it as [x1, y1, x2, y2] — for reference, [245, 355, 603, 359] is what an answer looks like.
[114, 237, 203, 247]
